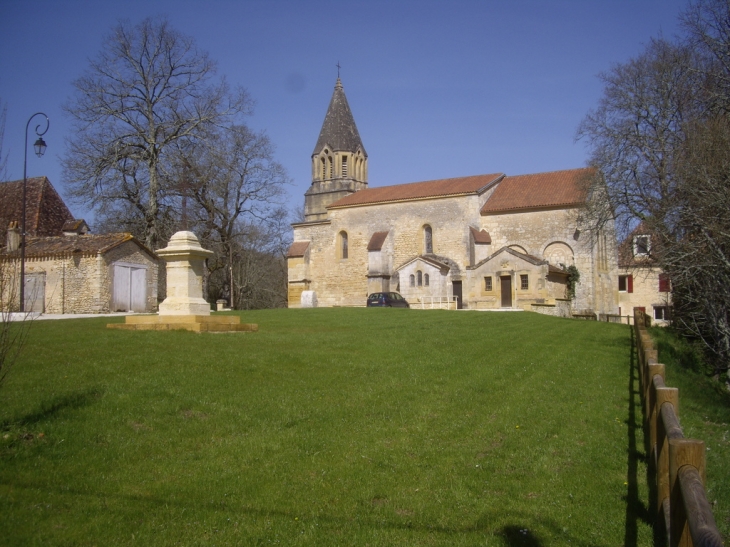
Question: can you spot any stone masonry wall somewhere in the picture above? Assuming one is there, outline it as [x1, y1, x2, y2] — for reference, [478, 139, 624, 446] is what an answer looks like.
[16, 241, 158, 314]
[618, 266, 670, 325]
[289, 197, 618, 313]
[480, 207, 618, 314]
[103, 242, 159, 312]
[291, 195, 483, 307]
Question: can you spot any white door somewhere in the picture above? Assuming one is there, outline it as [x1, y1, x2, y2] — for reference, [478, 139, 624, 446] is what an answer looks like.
[113, 264, 147, 312]
[24, 273, 46, 312]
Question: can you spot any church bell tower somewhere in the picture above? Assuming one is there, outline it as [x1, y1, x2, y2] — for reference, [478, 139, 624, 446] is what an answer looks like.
[304, 77, 368, 222]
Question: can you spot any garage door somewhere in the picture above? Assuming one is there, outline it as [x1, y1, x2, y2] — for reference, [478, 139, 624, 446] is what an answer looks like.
[112, 264, 147, 312]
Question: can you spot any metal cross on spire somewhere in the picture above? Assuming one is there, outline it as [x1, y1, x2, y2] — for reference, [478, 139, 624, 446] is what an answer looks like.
[336, 61, 341, 78]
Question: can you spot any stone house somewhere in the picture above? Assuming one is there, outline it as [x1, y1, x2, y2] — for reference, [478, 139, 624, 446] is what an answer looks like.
[287, 78, 618, 315]
[617, 223, 671, 325]
[0, 177, 158, 313]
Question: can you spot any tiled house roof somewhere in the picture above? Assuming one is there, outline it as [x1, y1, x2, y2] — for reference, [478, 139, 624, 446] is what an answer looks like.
[0, 233, 155, 259]
[286, 241, 310, 258]
[470, 227, 492, 244]
[480, 168, 596, 214]
[0, 177, 74, 240]
[328, 173, 504, 208]
[367, 231, 389, 251]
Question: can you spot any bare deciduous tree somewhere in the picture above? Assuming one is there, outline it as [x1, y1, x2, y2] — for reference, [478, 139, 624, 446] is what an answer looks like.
[664, 116, 730, 379]
[63, 17, 251, 249]
[171, 124, 290, 308]
[579, 0, 730, 384]
[0, 98, 8, 181]
[0, 262, 33, 389]
[576, 38, 698, 238]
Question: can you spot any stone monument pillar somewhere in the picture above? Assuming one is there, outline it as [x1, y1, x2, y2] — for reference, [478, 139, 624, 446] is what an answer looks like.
[157, 231, 214, 316]
[107, 230, 257, 333]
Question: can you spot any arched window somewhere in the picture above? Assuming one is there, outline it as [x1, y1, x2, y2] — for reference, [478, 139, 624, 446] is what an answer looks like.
[410, 274, 415, 287]
[417, 270, 423, 286]
[424, 273, 429, 287]
[341, 155, 348, 177]
[328, 156, 333, 179]
[338, 231, 348, 260]
[320, 157, 326, 180]
[424, 225, 433, 254]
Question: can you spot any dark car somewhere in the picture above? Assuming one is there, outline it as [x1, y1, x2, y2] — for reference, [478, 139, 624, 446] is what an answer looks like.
[366, 292, 410, 308]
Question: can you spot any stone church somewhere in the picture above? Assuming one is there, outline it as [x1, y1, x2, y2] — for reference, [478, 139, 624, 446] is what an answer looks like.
[287, 78, 618, 315]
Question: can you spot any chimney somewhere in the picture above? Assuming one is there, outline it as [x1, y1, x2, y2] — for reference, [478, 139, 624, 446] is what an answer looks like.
[6, 221, 20, 252]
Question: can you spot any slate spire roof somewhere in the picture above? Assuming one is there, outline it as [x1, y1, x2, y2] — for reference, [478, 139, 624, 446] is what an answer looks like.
[312, 78, 367, 156]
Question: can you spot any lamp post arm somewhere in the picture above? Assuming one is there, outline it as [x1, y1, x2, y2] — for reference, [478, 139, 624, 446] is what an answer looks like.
[20, 112, 49, 313]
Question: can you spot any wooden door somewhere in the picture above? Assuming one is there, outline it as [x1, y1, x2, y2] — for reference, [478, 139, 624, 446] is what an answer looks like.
[500, 276, 512, 308]
[24, 273, 45, 312]
[113, 264, 147, 312]
[452, 281, 462, 309]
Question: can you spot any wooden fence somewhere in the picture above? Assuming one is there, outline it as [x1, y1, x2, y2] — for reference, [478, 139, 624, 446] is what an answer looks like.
[634, 309, 724, 546]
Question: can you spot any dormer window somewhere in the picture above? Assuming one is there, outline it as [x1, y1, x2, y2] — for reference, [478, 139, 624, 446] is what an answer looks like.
[633, 235, 650, 257]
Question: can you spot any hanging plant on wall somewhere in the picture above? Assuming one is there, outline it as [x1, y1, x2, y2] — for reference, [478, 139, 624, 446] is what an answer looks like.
[562, 265, 580, 300]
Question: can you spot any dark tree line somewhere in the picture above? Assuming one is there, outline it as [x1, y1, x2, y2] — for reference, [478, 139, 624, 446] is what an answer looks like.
[62, 18, 290, 308]
[578, 0, 730, 382]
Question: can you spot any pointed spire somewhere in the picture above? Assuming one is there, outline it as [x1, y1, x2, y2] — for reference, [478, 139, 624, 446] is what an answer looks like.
[312, 78, 366, 157]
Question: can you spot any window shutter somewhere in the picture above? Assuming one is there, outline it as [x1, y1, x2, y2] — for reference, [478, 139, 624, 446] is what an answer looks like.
[659, 273, 670, 292]
[627, 275, 633, 293]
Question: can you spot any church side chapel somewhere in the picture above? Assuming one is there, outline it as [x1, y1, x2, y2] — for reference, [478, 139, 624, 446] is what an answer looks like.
[288, 78, 618, 315]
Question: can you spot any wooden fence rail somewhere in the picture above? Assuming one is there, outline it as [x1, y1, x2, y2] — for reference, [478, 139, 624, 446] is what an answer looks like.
[634, 309, 724, 547]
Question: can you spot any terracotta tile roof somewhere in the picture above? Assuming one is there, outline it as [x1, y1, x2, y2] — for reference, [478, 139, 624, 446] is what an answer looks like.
[0, 177, 74, 238]
[0, 233, 154, 259]
[367, 231, 389, 251]
[328, 173, 504, 208]
[470, 227, 492, 244]
[62, 219, 89, 233]
[286, 241, 310, 258]
[480, 168, 596, 214]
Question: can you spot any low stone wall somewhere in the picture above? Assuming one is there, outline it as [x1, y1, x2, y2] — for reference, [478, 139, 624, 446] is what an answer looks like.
[530, 299, 571, 318]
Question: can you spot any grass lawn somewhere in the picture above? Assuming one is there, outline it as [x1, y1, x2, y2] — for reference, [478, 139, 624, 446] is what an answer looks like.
[1, 309, 650, 546]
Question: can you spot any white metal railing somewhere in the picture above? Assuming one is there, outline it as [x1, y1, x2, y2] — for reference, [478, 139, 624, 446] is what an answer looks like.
[418, 296, 458, 310]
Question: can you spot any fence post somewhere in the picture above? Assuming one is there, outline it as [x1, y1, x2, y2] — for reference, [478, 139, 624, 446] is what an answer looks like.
[647, 364, 665, 456]
[657, 389, 679, 517]
[669, 438, 706, 547]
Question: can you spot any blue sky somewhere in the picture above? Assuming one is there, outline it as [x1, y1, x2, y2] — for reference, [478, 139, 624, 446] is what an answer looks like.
[1, 0, 686, 226]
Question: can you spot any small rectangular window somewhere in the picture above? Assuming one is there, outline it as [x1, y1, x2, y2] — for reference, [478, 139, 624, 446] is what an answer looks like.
[520, 274, 528, 290]
[484, 276, 492, 291]
[619, 274, 633, 293]
[654, 306, 671, 320]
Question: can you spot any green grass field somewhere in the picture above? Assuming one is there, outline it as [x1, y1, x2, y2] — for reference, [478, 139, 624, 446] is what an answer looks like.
[0, 309, 716, 546]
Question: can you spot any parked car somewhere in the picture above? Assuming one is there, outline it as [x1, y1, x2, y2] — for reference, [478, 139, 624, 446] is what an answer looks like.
[366, 292, 410, 308]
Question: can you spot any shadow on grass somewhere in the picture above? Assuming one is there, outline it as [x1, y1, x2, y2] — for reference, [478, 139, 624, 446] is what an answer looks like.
[623, 325, 654, 547]
[498, 524, 544, 546]
[0, 479, 610, 545]
[1, 388, 104, 430]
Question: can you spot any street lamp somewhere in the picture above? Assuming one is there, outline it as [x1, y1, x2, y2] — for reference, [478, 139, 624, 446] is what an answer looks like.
[20, 112, 49, 313]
